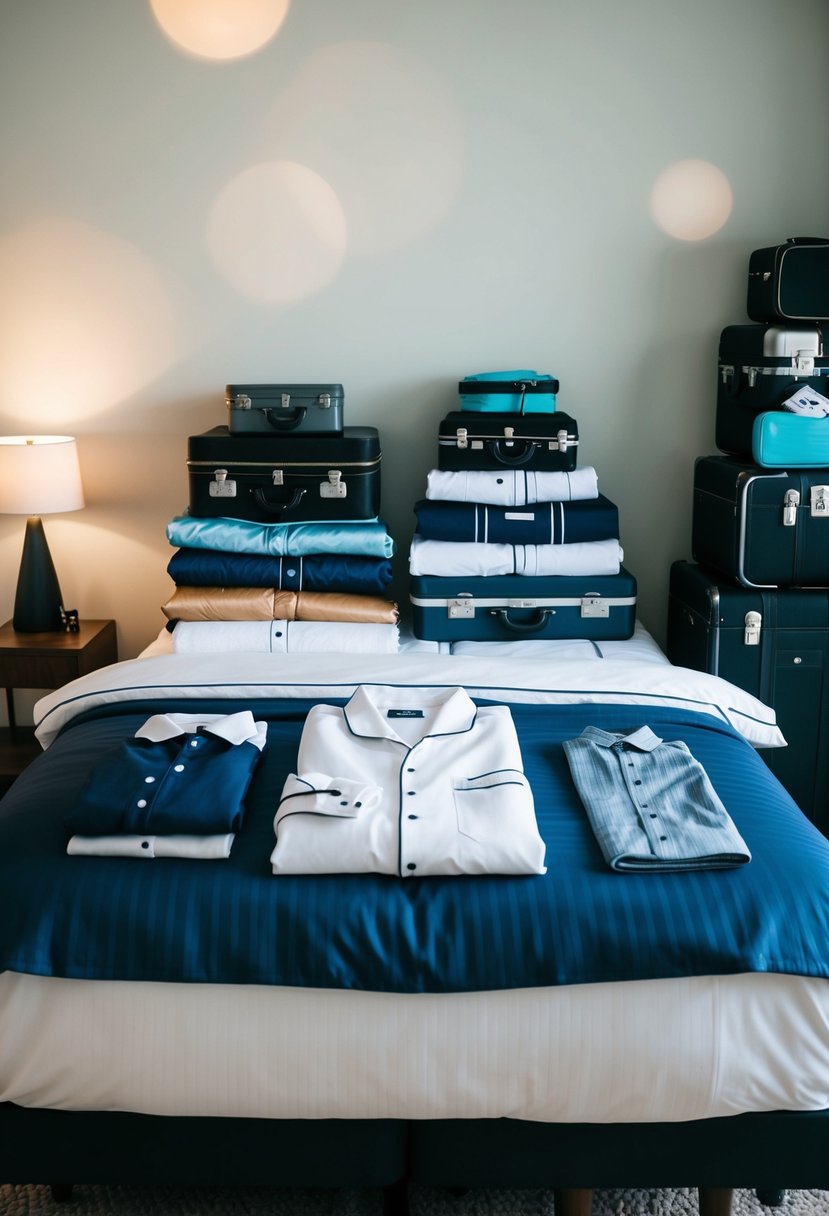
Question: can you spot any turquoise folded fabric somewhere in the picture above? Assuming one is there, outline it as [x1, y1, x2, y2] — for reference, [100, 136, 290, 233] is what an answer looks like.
[166, 515, 395, 559]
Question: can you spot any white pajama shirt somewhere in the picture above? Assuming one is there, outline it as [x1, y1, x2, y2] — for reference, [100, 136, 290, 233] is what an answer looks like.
[271, 685, 546, 877]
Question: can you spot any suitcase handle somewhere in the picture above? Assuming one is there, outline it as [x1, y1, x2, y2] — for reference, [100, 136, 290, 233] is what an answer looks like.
[261, 406, 307, 430]
[786, 236, 829, 245]
[251, 487, 307, 514]
[486, 438, 537, 466]
[490, 608, 553, 633]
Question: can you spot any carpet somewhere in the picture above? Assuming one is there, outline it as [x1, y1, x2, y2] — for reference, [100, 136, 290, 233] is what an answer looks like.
[0, 1186, 826, 1215]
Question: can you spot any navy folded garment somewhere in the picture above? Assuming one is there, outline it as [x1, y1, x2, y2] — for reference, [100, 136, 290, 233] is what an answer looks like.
[65, 730, 265, 837]
[414, 495, 619, 545]
[167, 548, 393, 594]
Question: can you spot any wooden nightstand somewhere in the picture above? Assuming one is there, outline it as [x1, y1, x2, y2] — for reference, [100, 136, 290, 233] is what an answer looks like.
[0, 619, 118, 788]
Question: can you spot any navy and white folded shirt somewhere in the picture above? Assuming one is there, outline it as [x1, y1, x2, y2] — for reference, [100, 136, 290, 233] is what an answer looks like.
[167, 549, 393, 594]
[562, 725, 751, 872]
[413, 495, 619, 546]
[65, 711, 267, 838]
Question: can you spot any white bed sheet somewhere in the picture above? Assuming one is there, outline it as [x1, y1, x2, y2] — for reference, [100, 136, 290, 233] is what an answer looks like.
[1, 970, 828, 1122]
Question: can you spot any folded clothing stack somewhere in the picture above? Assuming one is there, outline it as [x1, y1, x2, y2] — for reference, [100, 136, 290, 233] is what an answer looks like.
[164, 514, 399, 654]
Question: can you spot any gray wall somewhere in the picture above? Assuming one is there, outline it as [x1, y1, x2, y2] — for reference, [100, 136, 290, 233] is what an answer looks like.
[1, 0, 828, 697]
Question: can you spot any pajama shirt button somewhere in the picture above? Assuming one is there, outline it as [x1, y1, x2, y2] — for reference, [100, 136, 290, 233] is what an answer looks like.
[408, 814, 418, 820]
[141, 841, 150, 849]
[137, 799, 147, 808]
[174, 764, 185, 772]
[406, 863, 417, 871]
[144, 776, 155, 784]
[190, 740, 199, 747]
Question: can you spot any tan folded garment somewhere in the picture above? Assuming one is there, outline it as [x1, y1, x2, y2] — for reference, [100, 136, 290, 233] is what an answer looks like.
[163, 587, 399, 624]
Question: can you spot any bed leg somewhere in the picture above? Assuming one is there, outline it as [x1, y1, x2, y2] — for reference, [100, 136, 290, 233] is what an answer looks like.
[698, 1187, 733, 1216]
[554, 1188, 594, 1216]
[382, 1178, 408, 1216]
[755, 1191, 786, 1208]
[49, 1183, 74, 1202]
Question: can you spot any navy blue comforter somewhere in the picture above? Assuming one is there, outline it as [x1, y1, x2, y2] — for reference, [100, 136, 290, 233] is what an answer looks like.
[1, 696, 828, 992]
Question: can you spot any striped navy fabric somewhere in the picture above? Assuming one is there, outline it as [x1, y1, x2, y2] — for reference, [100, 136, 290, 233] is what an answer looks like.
[413, 495, 619, 545]
[1, 698, 828, 993]
[166, 549, 393, 593]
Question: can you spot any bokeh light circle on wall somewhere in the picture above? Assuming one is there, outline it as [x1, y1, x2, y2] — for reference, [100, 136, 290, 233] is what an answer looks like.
[0, 217, 182, 425]
[267, 41, 465, 255]
[650, 159, 733, 241]
[149, 0, 289, 60]
[206, 160, 348, 304]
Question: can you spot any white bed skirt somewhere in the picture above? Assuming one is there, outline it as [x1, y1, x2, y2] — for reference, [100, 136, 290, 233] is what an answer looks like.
[1, 970, 828, 1123]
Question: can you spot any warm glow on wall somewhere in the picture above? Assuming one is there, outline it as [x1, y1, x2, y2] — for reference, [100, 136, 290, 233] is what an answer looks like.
[206, 160, 348, 304]
[649, 158, 733, 241]
[267, 41, 465, 255]
[0, 218, 183, 425]
[149, 0, 290, 60]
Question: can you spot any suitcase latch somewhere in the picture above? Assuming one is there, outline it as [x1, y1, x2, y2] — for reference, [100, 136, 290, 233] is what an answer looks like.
[555, 429, 569, 451]
[783, 488, 800, 526]
[719, 362, 735, 385]
[320, 469, 347, 498]
[502, 427, 515, 445]
[317, 392, 331, 408]
[456, 427, 469, 449]
[810, 485, 829, 517]
[280, 392, 291, 408]
[744, 611, 762, 646]
[271, 470, 284, 486]
[233, 395, 252, 410]
[581, 594, 609, 618]
[208, 468, 237, 498]
[794, 351, 815, 376]
[448, 595, 475, 620]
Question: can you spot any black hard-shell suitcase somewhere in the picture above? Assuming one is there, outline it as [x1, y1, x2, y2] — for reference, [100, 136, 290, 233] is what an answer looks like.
[715, 324, 829, 460]
[226, 384, 344, 435]
[437, 411, 578, 472]
[666, 559, 829, 835]
[692, 455, 829, 588]
[187, 426, 380, 522]
[410, 568, 636, 643]
[747, 237, 829, 323]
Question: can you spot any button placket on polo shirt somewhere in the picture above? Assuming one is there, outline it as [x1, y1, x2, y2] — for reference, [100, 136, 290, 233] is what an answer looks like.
[398, 740, 424, 875]
[613, 741, 668, 858]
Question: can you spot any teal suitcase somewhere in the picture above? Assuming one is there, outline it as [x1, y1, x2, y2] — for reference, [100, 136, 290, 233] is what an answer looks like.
[666, 559, 829, 835]
[458, 370, 558, 413]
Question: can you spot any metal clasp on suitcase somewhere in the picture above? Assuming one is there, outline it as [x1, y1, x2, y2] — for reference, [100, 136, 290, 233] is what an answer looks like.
[744, 611, 762, 645]
[811, 485, 829, 516]
[448, 595, 474, 619]
[320, 469, 346, 499]
[232, 395, 252, 410]
[208, 468, 237, 498]
[580, 594, 609, 618]
[317, 393, 331, 408]
[783, 489, 800, 526]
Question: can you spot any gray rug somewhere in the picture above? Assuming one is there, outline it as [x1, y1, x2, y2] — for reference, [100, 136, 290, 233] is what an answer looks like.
[0, 1186, 826, 1215]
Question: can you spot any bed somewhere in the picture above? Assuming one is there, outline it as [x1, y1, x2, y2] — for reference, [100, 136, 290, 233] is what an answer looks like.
[1, 634, 828, 1216]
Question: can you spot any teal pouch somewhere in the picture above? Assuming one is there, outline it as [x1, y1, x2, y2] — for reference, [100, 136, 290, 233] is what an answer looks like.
[752, 412, 829, 467]
[459, 369, 558, 413]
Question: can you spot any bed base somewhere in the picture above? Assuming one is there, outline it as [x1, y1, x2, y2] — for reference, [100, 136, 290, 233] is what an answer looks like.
[1, 1104, 827, 1213]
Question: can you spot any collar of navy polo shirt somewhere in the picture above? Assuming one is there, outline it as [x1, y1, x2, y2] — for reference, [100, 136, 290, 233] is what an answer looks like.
[134, 710, 266, 750]
[343, 684, 477, 744]
[580, 725, 663, 752]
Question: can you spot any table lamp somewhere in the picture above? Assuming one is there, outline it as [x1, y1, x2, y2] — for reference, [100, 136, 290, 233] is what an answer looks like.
[0, 436, 85, 632]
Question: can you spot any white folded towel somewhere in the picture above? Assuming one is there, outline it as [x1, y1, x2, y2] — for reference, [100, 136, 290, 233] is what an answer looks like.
[425, 467, 599, 505]
[171, 620, 400, 655]
[408, 536, 623, 578]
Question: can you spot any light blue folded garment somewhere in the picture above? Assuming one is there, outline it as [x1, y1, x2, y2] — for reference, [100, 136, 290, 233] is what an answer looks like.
[166, 515, 395, 559]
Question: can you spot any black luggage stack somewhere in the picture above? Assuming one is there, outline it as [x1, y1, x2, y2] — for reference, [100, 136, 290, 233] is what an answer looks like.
[667, 240, 829, 835]
[163, 384, 400, 652]
[409, 370, 637, 644]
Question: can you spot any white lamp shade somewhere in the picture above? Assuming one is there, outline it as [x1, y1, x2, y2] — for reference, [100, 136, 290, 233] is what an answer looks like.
[0, 435, 85, 515]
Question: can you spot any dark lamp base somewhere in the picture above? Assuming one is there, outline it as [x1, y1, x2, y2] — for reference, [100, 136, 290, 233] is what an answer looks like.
[12, 516, 66, 633]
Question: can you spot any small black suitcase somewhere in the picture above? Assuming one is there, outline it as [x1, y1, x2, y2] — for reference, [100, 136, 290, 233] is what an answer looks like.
[715, 323, 829, 461]
[226, 384, 344, 435]
[187, 426, 381, 522]
[747, 237, 829, 323]
[410, 568, 637, 643]
[437, 411, 578, 472]
[666, 559, 829, 835]
[692, 455, 829, 588]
